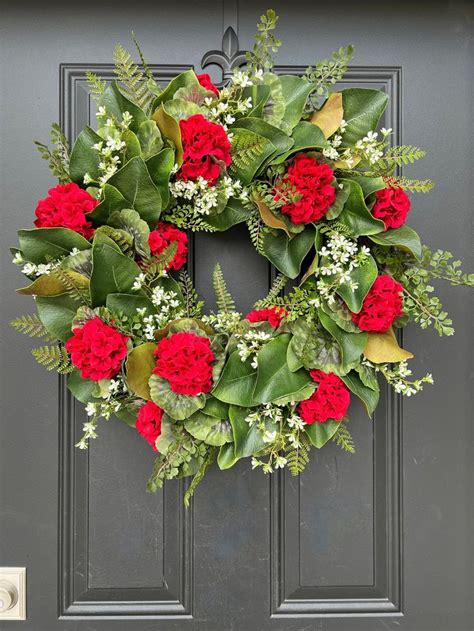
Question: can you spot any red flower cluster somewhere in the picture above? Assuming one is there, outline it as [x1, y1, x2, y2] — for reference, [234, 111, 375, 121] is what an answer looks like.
[196, 73, 219, 96]
[65, 317, 129, 381]
[178, 114, 232, 184]
[135, 401, 164, 451]
[246, 306, 287, 328]
[298, 370, 350, 424]
[276, 154, 337, 224]
[153, 331, 215, 396]
[351, 275, 403, 333]
[148, 222, 188, 270]
[35, 183, 97, 239]
[371, 186, 411, 230]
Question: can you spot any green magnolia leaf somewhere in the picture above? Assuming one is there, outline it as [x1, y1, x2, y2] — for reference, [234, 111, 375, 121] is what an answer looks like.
[69, 126, 102, 184]
[108, 207, 151, 258]
[305, 419, 341, 448]
[151, 69, 200, 110]
[243, 84, 271, 118]
[341, 88, 389, 146]
[146, 148, 175, 210]
[163, 98, 203, 120]
[310, 92, 343, 139]
[202, 397, 230, 419]
[261, 226, 315, 279]
[318, 309, 367, 372]
[254, 334, 315, 404]
[36, 293, 82, 341]
[345, 175, 385, 198]
[122, 129, 142, 160]
[338, 179, 385, 236]
[212, 352, 258, 407]
[273, 75, 315, 132]
[229, 405, 273, 459]
[87, 184, 129, 225]
[230, 127, 277, 184]
[184, 412, 233, 446]
[149, 374, 205, 420]
[289, 319, 342, 373]
[369, 225, 422, 259]
[326, 180, 351, 220]
[125, 342, 156, 400]
[152, 105, 183, 166]
[355, 363, 380, 392]
[90, 233, 142, 306]
[17, 271, 89, 296]
[107, 156, 162, 224]
[102, 81, 147, 132]
[217, 443, 239, 470]
[234, 117, 293, 165]
[363, 328, 414, 364]
[60, 249, 92, 277]
[335, 253, 378, 313]
[106, 293, 155, 318]
[272, 121, 327, 164]
[136, 120, 163, 159]
[67, 369, 98, 404]
[204, 198, 252, 231]
[341, 371, 380, 417]
[18, 228, 91, 264]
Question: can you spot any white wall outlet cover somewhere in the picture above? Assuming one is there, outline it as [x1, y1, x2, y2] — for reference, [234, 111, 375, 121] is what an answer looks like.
[0, 568, 26, 620]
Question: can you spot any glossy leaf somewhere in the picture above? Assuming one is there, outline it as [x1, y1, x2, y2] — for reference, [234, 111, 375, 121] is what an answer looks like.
[67, 370, 98, 404]
[338, 179, 385, 236]
[369, 225, 422, 259]
[184, 412, 233, 446]
[345, 175, 385, 198]
[255, 196, 292, 237]
[212, 352, 258, 407]
[341, 371, 380, 417]
[107, 156, 162, 224]
[36, 293, 82, 341]
[18, 228, 91, 264]
[261, 225, 315, 278]
[69, 126, 102, 183]
[151, 69, 199, 110]
[229, 405, 271, 459]
[254, 334, 315, 404]
[87, 184, 129, 225]
[17, 271, 89, 296]
[289, 318, 342, 373]
[277, 75, 315, 132]
[318, 309, 367, 371]
[325, 179, 351, 220]
[306, 419, 341, 448]
[335, 253, 378, 313]
[363, 328, 414, 364]
[217, 443, 239, 470]
[146, 148, 175, 210]
[108, 207, 151, 258]
[341, 88, 389, 146]
[152, 105, 183, 166]
[204, 198, 252, 231]
[102, 81, 147, 132]
[106, 293, 155, 318]
[271, 121, 327, 164]
[125, 342, 156, 400]
[136, 120, 163, 159]
[310, 92, 343, 139]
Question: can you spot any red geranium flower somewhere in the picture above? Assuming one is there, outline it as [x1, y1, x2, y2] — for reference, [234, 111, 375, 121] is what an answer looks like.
[35, 182, 97, 239]
[153, 331, 215, 396]
[246, 306, 287, 328]
[65, 317, 129, 381]
[275, 154, 337, 224]
[298, 370, 350, 424]
[148, 222, 188, 270]
[178, 114, 232, 184]
[371, 186, 411, 230]
[135, 401, 164, 451]
[196, 73, 219, 96]
[351, 275, 404, 333]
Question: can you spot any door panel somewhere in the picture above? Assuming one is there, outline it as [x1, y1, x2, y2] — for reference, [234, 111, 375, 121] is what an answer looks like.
[1, 1, 472, 630]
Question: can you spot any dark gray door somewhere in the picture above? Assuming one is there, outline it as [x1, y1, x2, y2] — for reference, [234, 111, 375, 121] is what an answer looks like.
[1, 1, 472, 629]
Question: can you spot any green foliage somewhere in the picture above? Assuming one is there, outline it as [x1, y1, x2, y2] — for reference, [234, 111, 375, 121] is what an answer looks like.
[31, 344, 72, 373]
[246, 9, 282, 72]
[230, 129, 267, 176]
[141, 241, 178, 284]
[10, 314, 53, 341]
[85, 71, 106, 103]
[212, 263, 235, 314]
[254, 273, 288, 309]
[184, 446, 217, 507]
[95, 225, 134, 257]
[34, 123, 70, 183]
[113, 43, 154, 112]
[246, 213, 265, 254]
[384, 175, 435, 193]
[332, 419, 355, 453]
[285, 431, 311, 475]
[420, 246, 474, 287]
[179, 270, 204, 318]
[54, 267, 91, 303]
[305, 45, 354, 110]
[371, 145, 426, 174]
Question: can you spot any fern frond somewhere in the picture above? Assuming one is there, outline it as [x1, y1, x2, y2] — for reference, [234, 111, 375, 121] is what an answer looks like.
[54, 268, 90, 304]
[212, 263, 235, 314]
[383, 174, 435, 193]
[183, 447, 217, 508]
[142, 242, 178, 282]
[178, 270, 204, 318]
[85, 71, 106, 103]
[34, 123, 70, 183]
[32, 345, 72, 374]
[247, 214, 265, 254]
[132, 32, 155, 84]
[254, 273, 288, 309]
[286, 432, 311, 476]
[10, 314, 54, 341]
[375, 145, 426, 171]
[332, 419, 355, 453]
[96, 225, 134, 256]
[113, 43, 153, 111]
[229, 129, 266, 173]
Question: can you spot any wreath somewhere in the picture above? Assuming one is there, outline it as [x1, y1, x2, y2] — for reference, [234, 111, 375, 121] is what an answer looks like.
[11, 10, 473, 505]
